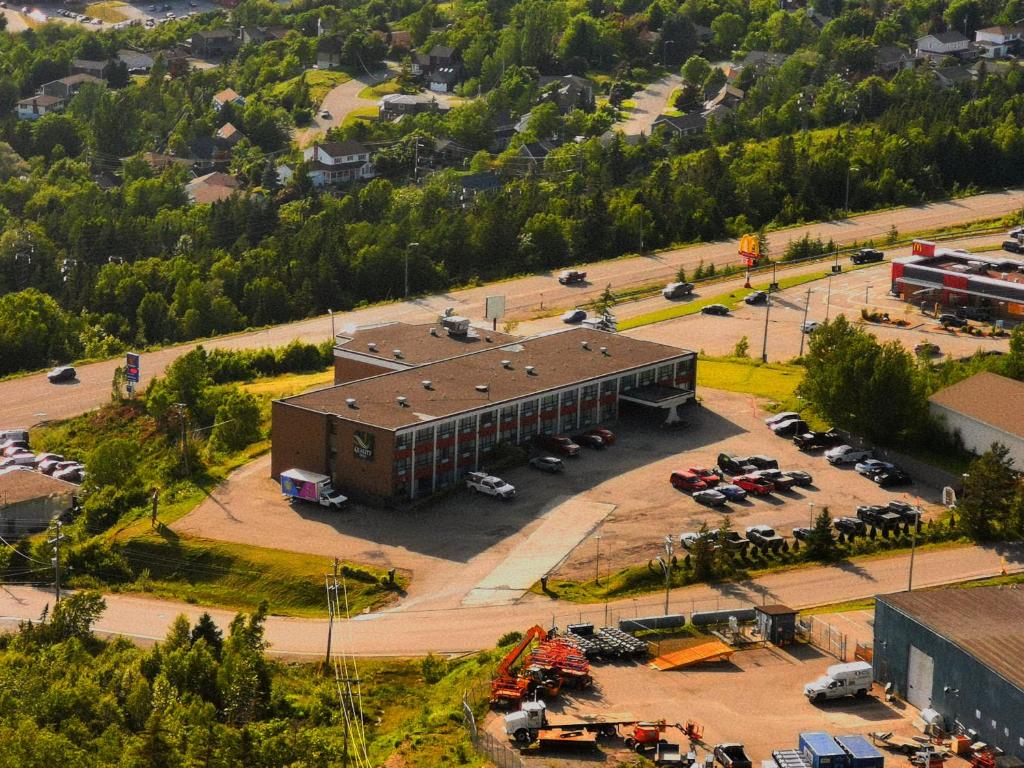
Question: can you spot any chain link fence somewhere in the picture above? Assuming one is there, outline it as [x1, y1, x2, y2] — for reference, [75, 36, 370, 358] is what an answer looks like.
[462, 682, 526, 768]
[797, 615, 848, 661]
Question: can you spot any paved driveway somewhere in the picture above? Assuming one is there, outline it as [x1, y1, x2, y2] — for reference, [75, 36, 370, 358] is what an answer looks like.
[293, 65, 395, 147]
[617, 73, 682, 136]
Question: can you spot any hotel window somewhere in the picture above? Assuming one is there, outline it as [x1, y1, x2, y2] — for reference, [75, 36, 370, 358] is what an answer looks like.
[639, 368, 655, 386]
[480, 431, 496, 452]
[561, 389, 577, 407]
[393, 457, 410, 475]
[521, 420, 539, 439]
[582, 383, 598, 401]
[521, 399, 537, 417]
[438, 421, 454, 439]
[676, 358, 694, 379]
[396, 432, 412, 450]
[416, 427, 433, 445]
[415, 451, 431, 468]
[561, 412, 576, 432]
[500, 405, 516, 422]
[620, 373, 637, 391]
[480, 410, 495, 427]
[541, 394, 558, 411]
[541, 414, 557, 434]
[438, 445, 453, 464]
[459, 415, 476, 434]
[601, 379, 618, 395]
[657, 364, 674, 383]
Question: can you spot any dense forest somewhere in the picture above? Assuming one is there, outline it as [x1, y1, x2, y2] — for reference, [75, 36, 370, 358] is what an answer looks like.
[2, 0, 1024, 375]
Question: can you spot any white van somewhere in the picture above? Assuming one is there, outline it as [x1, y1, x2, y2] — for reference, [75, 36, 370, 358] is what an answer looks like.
[804, 661, 872, 702]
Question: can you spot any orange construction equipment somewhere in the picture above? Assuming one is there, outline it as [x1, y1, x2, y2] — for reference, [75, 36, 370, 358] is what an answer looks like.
[492, 628, 593, 705]
[649, 640, 734, 671]
[491, 626, 548, 705]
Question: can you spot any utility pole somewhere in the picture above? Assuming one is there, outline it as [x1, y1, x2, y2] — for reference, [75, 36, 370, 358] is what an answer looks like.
[907, 520, 918, 592]
[825, 274, 833, 321]
[594, 535, 601, 585]
[325, 557, 339, 668]
[659, 536, 674, 615]
[48, 521, 66, 603]
[174, 403, 190, 476]
[799, 286, 812, 357]
[761, 287, 772, 363]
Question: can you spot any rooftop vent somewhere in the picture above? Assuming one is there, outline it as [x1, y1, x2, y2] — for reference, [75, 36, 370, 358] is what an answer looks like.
[396, 396, 408, 407]
[345, 398, 357, 408]
[429, 327, 438, 337]
[393, 349, 403, 359]
[485, 335, 492, 342]
[421, 380, 433, 390]
[367, 342, 378, 352]
[475, 384, 489, 393]
[525, 365, 536, 375]
[581, 341, 590, 350]
[600, 346, 609, 356]
[501, 359, 512, 369]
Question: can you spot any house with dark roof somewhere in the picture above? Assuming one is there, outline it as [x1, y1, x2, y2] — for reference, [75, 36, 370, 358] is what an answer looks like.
[538, 74, 596, 114]
[378, 93, 445, 120]
[518, 140, 559, 167]
[703, 83, 744, 113]
[916, 30, 972, 60]
[652, 112, 706, 136]
[410, 45, 463, 92]
[16, 94, 64, 120]
[874, 45, 914, 74]
[874, 585, 1024, 757]
[191, 28, 239, 58]
[71, 59, 107, 79]
[40, 73, 104, 100]
[458, 171, 502, 203]
[239, 25, 289, 46]
[316, 36, 345, 69]
[118, 49, 155, 73]
[934, 65, 975, 88]
[277, 141, 375, 188]
[492, 111, 518, 150]
[928, 372, 1024, 465]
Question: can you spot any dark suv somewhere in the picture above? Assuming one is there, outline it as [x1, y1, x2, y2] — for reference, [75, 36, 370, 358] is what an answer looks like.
[956, 306, 992, 322]
[794, 430, 842, 450]
[856, 505, 902, 531]
[851, 248, 884, 265]
[533, 434, 581, 457]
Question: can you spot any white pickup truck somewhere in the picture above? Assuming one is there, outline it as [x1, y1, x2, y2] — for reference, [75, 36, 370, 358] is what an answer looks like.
[466, 472, 516, 499]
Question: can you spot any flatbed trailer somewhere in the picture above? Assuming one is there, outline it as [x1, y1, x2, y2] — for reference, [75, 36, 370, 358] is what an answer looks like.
[535, 728, 599, 749]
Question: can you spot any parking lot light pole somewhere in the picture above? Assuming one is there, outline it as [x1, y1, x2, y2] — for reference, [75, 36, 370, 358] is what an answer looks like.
[328, 309, 335, 340]
[595, 535, 602, 586]
[825, 274, 834, 321]
[662, 536, 674, 615]
[761, 287, 772, 363]
[907, 521, 918, 592]
[799, 287, 812, 357]
[808, 501, 815, 527]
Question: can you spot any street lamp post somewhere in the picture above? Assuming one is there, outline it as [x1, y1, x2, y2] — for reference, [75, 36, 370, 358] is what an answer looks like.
[761, 287, 772, 363]
[825, 274, 834, 321]
[799, 286, 812, 357]
[405, 242, 419, 299]
[845, 166, 859, 214]
[328, 309, 335, 341]
[595, 535, 602, 585]
[808, 501, 815, 527]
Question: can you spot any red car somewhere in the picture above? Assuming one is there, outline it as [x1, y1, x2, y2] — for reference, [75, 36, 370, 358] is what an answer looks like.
[731, 474, 774, 495]
[670, 471, 708, 492]
[688, 466, 720, 486]
[583, 427, 616, 445]
[532, 434, 581, 457]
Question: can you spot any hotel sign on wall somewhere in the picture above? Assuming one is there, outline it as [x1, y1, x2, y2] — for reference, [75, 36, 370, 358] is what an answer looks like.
[354, 430, 375, 461]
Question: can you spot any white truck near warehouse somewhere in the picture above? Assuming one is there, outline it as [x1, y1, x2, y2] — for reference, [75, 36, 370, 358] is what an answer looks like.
[465, 472, 516, 499]
[804, 661, 873, 702]
[280, 468, 348, 509]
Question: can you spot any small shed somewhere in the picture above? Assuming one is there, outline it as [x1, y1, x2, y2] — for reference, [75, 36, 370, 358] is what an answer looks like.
[755, 603, 797, 645]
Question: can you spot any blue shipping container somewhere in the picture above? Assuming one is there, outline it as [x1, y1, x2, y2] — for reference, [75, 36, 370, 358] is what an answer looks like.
[799, 732, 850, 768]
[834, 735, 884, 768]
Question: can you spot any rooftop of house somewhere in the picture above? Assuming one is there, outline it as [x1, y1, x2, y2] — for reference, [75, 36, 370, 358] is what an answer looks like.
[335, 321, 518, 366]
[187, 172, 239, 203]
[18, 94, 63, 107]
[879, 585, 1024, 692]
[927, 372, 1024, 438]
[212, 87, 242, 104]
[314, 140, 370, 158]
[0, 467, 77, 506]
[47, 73, 104, 87]
[282, 327, 692, 430]
[193, 27, 236, 40]
[921, 30, 969, 44]
[216, 122, 245, 141]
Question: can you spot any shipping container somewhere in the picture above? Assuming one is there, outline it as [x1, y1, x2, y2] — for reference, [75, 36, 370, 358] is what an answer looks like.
[834, 735, 884, 768]
[799, 733, 849, 768]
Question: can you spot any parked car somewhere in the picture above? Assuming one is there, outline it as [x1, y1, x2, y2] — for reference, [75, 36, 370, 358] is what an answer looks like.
[715, 744, 753, 768]
[319, 109, 331, 119]
[37, 455, 66, 474]
[825, 445, 872, 465]
[779, 469, 813, 487]
[746, 455, 779, 470]
[717, 453, 757, 475]
[53, 464, 84, 483]
[752, 468, 798, 491]
[887, 500, 922, 524]
[855, 459, 894, 477]
[856, 505, 902, 530]
[561, 309, 587, 324]
[1003, 239, 1023, 254]
[572, 433, 605, 449]
[582, 427, 616, 445]
[801, 320, 820, 334]
[794, 429, 839, 449]
[662, 282, 694, 299]
[558, 270, 587, 285]
[744, 291, 768, 305]
[765, 411, 800, 427]
[688, 466, 720, 486]
[956, 306, 992, 322]
[528, 456, 564, 473]
[719, 532, 750, 551]
[770, 418, 809, 437]
[873, 467, 912, 487]
[731, 474, 774, 495]
[939, 313, 967, 328]
[31, 452, 61, 468]
[680, 531, 718, 551]
[834, 516, 866, 536]
[0, 453, 36, 468]
[2, 444, 30, 457]
[851, 248, 884, 265]
[47, 365, 76, 383]
[745, 525, 784, 549]
[792, 526, 813, 542]
[465, 472, 516, 499]
[533, 434, 581, 457]
[694, 489, 728, 507]
[716, 483, 748, 502]
[0, 439, 29, 454]
[701, 304, 730, 316]
[670, 471, 708, 492]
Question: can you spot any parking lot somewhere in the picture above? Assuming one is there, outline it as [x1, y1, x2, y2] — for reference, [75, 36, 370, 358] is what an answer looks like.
[3, 0, 223, 32]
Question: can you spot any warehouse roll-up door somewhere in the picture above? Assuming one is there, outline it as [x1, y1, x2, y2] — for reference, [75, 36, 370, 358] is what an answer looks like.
[907, 645, 934, 710]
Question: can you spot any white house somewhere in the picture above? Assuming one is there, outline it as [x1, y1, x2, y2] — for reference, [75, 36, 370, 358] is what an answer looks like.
[928, 372, 1024, 467]
[974, 25, 1022, 58]
[16, 95, 64, 120]
[212, 88, 245, 111]
[278, 140, 375, 188]
[916, 31, 972, 60]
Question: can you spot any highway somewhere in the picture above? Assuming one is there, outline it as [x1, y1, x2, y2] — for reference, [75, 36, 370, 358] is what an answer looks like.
[2, 189, 1020, 429]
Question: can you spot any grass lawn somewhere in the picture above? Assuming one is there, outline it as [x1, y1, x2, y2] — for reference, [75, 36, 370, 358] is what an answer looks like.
[341, 105, 379, 127]
[84, 1, 129, 21]
[620, 98, 638, 109]
[697, 357, 804, 403]
[271, 70, 351, 105]
[358, 80, 401, 99]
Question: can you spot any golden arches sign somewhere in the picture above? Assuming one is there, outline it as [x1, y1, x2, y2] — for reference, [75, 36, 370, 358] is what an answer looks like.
[738, 234, 760, 258]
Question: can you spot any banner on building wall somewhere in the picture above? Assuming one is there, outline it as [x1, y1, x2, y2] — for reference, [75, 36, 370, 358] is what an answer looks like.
[354, 430, 375, 461]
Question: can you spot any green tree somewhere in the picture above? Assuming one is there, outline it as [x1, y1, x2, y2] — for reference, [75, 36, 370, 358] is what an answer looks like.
[732, 336, 750, 358]
[86, 438, 139, 489]
[689, 522, 715, 581]
[805, 507, 837, 560]
[49, 590, 106, 641]
[1003, 324, 1024, 380]
[958, 444, 1019, 540]
[711, 13, 746, 51]
[209, 388, 262, 453]
[191, 612, 224, 658]
[0, 289, 81, 375]
[681, 55, 711, 87]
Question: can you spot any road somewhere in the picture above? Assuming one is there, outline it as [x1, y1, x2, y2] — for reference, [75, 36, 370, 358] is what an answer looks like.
[0, 544, 1018, 656]
[2, 189, 1020, 429]
[293, 66, 395, 147]
[617, 73, 682, 135]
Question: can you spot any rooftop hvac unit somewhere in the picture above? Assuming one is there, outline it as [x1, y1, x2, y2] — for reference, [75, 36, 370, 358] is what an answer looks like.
[581, 341, 590, 350]
[393, 349, 403, 359]
[367, 342, 378, 351]
[600, 346, 609, 355]
[421, 380, 433, 389]
[441, 315, 470, 336]
[396, 396, 408, 407]
[475, 384, 489, 393]
[501, 360, 512, 369]
[345, 398, 357, 408]
[428, 327, 438, 336]
[525, 366, 536, 375]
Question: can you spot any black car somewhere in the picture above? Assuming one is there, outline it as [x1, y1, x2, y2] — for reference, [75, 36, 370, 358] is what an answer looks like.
[873, 467, 912, 487]
[572, 433, 605, 449]
[744, 291, 768, 305]
[856, 505, 902, 530]
[887, 500, 922, 524]
[834, 516, 866, 536]
[746, 455, 779, 470]
[701, 304, 730, 316]
[781, 469, 813, 487]
[939, 313, 967, 328]
[47, 365, 76, 383]
[851, 248, 884, 265]
[771, 419, 809, 438]
[1003, 239, 1024, 254]
[794, 430, 842, 450]
[956, 306, 992, 322]
[717, 453, 757, 475]
[792, 526, 813, 541]
[719, 531, 750, 551]
[753, 469, 798, 491]
[528, 456, 564, 473]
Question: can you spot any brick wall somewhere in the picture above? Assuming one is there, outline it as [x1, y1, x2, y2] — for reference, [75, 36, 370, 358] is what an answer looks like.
[329, 418, 396, 500]
[333, 355, 395, 384]
[270, 401, 329, 480]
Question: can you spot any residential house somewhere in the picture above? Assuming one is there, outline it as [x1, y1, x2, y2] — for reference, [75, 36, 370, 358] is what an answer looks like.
[215, 122, 246, 150]
[189, 136, 220, 173]
[934, 65, 975, 88]
[431, 137, 459, 165]
[71, 59, 107, 79]
[387, 30, 412, 51]
[378, 93, 443, 121]
[190, 28, 239, 59]
[874, 45, 914, 74]
[807, 10, 832, 29]
[741, 50, 790, 71]
[238, 25, 289, 46]
[316, 36, 344, 69]
[278, 141, 375, 188]
[186, 171, 239, 204]
[141, 152, 192, 172]
[40, 73, 104, 100]
[652, 112, 706, 136]
[916, 31, 972, 60]
[154, 48, 190, 77]
[703, 83, 744, 113]
[975, 25, 1023, 57]
[538, 74, 596, 114]
[518, 140, 558, 168]
[491, 111, 517, 150]
[117, 49, 155, 73]
[415, 45, 462, 92]
[212, 87, 245, 110]
[458, 171, 501, 204]
[16, 95, 63, 121]
[0, 468, 77, 539]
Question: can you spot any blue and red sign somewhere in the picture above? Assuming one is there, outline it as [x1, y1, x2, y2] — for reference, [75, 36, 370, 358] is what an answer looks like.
[125, 352, 140, 383]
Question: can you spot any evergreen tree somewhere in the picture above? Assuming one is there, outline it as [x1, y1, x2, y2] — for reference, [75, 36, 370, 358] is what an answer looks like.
[958, 444, 1019, 541]
[806, 507, 837, 561]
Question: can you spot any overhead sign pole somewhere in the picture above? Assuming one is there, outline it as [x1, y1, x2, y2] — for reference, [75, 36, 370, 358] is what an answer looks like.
[738, 234, 761, 289]
[125, 352, 140, 398]
[484, 295, 506, 332]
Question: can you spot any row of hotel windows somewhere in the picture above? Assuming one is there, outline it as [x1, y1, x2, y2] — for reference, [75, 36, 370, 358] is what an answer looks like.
[392, 360, 693, 496]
